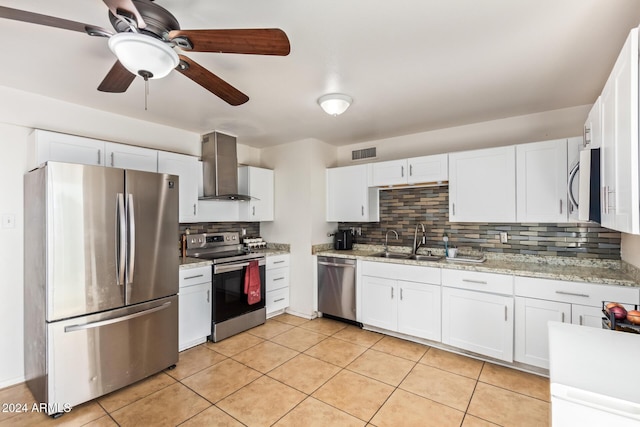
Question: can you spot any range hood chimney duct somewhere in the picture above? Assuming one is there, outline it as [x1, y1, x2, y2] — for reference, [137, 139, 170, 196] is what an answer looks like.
[200, 131, 251, 201]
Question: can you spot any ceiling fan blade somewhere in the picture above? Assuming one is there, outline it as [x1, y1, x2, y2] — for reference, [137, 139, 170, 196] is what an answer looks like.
[0, 5, 110, 35]
[102, 0, 146, 29]
[98, 61, 136, 93]
[176, 55, 249, 106]
[169, 29, 290, 56]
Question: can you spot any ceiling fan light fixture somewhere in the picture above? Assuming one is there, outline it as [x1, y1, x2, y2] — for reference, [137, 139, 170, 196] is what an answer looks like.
[108, 32, 179, 79]
[318, 93, 352, 116]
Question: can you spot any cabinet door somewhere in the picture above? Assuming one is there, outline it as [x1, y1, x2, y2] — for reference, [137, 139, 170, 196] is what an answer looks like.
[158, 151, 199, 222]
[326, 165, 379, 222]
[515, 297, 570, 369]
[371, 159, 407, 186]
[31, 130, 105, 168]
[449, 146, 516, 222]
[600, 27, 640, 233]
[105, 142, 158, 172]
[361, 276, 397, 331]
[516, 139, 568, 223]
[407, 154, 448, 184]
[178, 282, 212, 351]
[239, 166, 274, 221]
[442, 287, 514, 362]
[571, 304, 604, 328]
[584, 97, 602, 149]
[397, 281, 441, 341]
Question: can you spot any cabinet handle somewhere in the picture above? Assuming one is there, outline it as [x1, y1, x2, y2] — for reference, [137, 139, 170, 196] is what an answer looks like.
[401, 165, 404, 177]
[97, 150, 102, 165]
[452, 203, 456, 216]
[561, 312, 565, 322]
[274, 277, 285, 281]
[184, 274, 204, 280]
[504, 305, 507, 321]
[193, 204, 196, 215]
[555, 290, 589, 298]
[409, 164, 413, 176]
[274, 298, 285, 303]
[207, 290, 210, 303]
[391, 287, 394, 299]
[579, 315, 583, 325]
[462, 279, 487, 285]
[361, 205, 364, 216]
[400, 288, 403, 300]
[252, 206, 256, 216]
[559, 199, 562, 214]
[110, 152, 114, 167]
[583, 126, 591, 147]
[274, 260, 285, 264]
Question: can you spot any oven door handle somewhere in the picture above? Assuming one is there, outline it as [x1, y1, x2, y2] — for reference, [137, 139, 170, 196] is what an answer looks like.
[214, 259, 266, 274]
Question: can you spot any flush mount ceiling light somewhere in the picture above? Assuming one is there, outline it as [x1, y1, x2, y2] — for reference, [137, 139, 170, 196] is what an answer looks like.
[318, 93, 353, 116]
[108, 32, 179, 80]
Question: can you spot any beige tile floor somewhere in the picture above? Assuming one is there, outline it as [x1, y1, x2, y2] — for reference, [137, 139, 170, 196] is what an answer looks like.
[0, 315, 550, 426]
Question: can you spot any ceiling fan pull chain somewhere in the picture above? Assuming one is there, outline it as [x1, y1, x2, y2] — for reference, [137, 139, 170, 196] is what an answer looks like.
[144, 77, 149, 111]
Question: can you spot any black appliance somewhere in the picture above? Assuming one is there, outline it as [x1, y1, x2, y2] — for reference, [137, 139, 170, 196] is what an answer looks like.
[333, 229, 354, 250]
[185, 232, 266, 342]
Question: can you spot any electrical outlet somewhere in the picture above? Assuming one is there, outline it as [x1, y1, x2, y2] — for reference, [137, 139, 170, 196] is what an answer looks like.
[241, 228, 247, 236]
[500, 232, 508, 243]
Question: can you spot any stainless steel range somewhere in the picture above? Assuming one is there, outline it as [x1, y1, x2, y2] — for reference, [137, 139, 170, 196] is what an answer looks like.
[186, 232, 266, 341]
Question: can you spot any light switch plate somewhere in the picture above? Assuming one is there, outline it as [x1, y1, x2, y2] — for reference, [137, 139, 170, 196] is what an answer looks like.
[500, 232, 508, 243]
[2, 214, 15, 229]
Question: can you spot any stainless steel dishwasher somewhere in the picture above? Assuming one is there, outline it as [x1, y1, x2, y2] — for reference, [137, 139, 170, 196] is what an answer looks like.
[317, 256, 357, 322]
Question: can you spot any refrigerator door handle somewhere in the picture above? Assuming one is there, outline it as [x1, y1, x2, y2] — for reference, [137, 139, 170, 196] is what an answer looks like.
[127, 194, 136, 285]
[64, 301, 172, 333]
[116, 193, 126, 286]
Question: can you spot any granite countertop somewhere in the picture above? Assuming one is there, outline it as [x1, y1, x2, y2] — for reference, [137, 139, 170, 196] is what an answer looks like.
[315, 245, 639, 287]
[179, 257, 212, 269]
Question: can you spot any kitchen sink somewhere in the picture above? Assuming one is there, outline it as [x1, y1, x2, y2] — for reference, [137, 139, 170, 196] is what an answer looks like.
[408, 254, 442, 262]
[373, 252, 410, 259]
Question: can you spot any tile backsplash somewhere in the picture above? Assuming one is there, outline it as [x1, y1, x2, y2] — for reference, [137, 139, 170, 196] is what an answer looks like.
[339, 186, 621, 259]
[179, 222, 260, 239]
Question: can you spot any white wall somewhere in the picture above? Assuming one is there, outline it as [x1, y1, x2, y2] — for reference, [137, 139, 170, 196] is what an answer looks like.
[336, 105, 590, 165]
[260, 139, 337, 318]
[0, 87, 201, 388]
[621, 233, 640, 269]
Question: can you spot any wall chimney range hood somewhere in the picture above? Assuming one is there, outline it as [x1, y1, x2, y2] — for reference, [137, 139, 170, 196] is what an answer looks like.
[200, 131, 251, 201]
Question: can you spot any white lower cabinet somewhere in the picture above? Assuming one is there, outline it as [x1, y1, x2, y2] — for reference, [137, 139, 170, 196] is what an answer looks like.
[515, 297, 570, 369]
[514, 276, 640, 369]
[178, 266, 212, 351]
[266, 254, 290, 317]
[361, 261, 441, 342]
[442, 287, 514, 362]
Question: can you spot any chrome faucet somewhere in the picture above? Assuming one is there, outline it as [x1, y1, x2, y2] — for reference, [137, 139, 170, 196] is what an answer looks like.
[413, 223, 426, 254]
[384, 230, 399, 252]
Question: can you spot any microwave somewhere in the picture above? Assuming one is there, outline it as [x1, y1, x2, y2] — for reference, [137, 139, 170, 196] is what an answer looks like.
[575, 147, 601, 223]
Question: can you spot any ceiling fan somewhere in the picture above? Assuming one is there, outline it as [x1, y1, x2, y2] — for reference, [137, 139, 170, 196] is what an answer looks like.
[0, 0, 291, 105]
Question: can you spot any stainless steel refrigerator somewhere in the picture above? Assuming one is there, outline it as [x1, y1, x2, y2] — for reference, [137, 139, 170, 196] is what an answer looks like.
[24, 161, 179, 416]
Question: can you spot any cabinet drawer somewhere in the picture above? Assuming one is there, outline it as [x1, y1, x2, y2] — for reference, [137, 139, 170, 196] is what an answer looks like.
[267, 254, 290, 269]
[442, 269, 513, 295]
[179, 266, 212, 288]
[266, 287, 289, 313]
[514, 276, 640, 306]
[266, 267, 290, 292]
[361, 261, 440, 285]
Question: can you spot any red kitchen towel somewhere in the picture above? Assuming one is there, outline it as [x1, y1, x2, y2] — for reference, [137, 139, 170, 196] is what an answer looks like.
[244, 260, 261, 305]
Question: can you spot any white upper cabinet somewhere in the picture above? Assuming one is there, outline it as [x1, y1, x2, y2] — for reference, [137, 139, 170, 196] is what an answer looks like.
[516, 139, 568, 223]
[29, 129, 105, 169]
[370, 154, 448, 187]
[600, 27, 640, 234]
[238, 166, 274, 222]
[326, 164, 380, 222]
[449, 146, 516, 222]
[105, 142, 158, 172]
[158, 151, 200, 223]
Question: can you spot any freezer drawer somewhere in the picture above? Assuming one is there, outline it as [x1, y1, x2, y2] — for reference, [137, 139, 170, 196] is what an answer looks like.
[39, 296, 178, 414]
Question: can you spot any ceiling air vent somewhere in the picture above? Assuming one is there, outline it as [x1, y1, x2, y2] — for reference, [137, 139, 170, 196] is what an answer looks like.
[352, 147, 377, 161]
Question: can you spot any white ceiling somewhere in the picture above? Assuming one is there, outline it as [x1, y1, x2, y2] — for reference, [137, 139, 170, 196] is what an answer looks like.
[1, 0, 639, 148]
